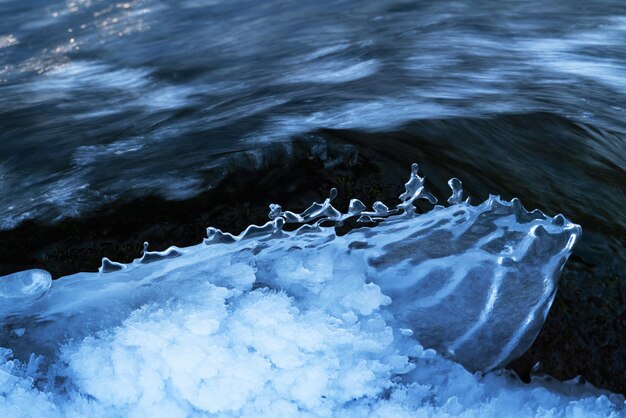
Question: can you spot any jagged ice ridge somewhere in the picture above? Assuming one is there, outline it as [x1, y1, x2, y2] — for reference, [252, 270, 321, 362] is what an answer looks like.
[0, 164, 622, 417]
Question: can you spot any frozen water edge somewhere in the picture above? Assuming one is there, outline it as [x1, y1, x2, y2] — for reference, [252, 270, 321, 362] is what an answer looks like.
[0, 165, 623, 417]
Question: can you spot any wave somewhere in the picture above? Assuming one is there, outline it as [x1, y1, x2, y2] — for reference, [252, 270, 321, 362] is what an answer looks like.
[1, 164, 621, 417]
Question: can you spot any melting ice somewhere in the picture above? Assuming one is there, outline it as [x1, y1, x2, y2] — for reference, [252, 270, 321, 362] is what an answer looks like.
[0, 165, 623, 417]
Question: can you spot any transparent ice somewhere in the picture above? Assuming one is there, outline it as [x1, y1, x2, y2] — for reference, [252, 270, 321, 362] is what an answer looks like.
[0, 164, 622, 418]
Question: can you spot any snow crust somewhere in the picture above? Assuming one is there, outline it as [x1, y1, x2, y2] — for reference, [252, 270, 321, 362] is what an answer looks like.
[0, 165, 623, 417]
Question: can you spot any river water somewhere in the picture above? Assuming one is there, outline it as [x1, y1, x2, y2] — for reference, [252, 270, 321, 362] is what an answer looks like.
[1, 0, 625, 228]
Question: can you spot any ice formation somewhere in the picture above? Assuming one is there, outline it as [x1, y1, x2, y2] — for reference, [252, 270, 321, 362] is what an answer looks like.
[0, 164, 623, 417]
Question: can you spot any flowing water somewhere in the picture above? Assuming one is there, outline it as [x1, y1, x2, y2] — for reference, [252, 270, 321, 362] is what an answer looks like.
[1, 0, 625, 227]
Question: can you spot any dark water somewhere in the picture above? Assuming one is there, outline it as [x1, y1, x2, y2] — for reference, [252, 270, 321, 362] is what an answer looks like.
[0, 0, 625, 393]
[1, 0, 626, 226]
